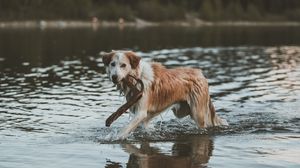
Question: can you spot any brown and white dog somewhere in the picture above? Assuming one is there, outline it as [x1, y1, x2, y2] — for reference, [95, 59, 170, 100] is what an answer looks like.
[101, 50, 227, 139]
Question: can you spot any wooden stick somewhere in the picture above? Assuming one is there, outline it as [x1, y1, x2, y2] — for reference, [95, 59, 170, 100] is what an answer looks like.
[105, 75, 144, 127]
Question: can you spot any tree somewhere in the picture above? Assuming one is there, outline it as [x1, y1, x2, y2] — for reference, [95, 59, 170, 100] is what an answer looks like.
[200, 0, 216, 21]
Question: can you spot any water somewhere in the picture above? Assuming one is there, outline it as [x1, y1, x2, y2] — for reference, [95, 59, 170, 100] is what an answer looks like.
[0, 26, 300, 167]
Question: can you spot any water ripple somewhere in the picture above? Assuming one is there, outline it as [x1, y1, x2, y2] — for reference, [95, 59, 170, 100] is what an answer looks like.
[0, 46, 300, 141]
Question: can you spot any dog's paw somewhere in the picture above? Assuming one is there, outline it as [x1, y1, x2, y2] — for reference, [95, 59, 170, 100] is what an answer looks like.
[221, 118, 229, 126]
[104, 129, 119, 141]
[117, 132, 129, 140]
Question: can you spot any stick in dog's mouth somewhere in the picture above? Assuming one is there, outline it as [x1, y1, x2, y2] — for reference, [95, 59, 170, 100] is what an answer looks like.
[105, 75, 144, 127]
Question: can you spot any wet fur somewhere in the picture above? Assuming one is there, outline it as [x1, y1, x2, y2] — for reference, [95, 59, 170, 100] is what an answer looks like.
[101, 51, 227, 139]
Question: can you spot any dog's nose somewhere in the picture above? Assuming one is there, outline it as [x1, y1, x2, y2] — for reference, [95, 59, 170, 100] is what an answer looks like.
[111, 75, 118, 84]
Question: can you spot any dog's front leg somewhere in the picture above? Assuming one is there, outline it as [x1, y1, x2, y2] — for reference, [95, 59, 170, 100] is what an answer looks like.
[118, 110, 147, 140]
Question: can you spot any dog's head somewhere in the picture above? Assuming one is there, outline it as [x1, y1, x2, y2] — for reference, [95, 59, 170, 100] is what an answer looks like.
[101, 50, 141, 84]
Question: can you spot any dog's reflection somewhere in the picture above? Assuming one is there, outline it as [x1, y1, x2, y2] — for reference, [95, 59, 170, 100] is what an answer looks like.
[122, 136, 213, 168]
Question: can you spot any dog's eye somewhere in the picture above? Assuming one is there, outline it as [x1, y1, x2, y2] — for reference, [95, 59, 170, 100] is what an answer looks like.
[120, 64, 126, 68]
[110, 62, 115, 67]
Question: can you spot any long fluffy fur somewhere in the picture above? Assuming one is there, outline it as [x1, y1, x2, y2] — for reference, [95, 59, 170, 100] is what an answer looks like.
[140, 63, 226, 128]
[102, 51, 227, 139]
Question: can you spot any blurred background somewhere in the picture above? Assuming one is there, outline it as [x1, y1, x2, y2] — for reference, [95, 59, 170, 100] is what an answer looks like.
[0, 1, 300, 168]
[0, 0, 300, 22]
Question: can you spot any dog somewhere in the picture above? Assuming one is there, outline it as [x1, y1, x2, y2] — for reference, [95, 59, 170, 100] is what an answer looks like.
[101, 50, 227, 139]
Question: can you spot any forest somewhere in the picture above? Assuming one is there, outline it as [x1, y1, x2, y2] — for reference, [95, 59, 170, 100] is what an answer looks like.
[0, 0, 300, 22]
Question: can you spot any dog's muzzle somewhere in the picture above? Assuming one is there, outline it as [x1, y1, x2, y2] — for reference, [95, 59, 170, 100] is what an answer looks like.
[111, 75, 118, 84]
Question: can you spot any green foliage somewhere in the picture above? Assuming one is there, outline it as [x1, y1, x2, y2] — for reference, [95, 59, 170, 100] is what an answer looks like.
[213, 0, 224, 21]
[93, 2, 134, 21]
[224, 1, 245, 21]
[136, 1, 185, 21]
[245, 3, 261, 21]
[286, 8, 300, 21]
[200, 0, 216, 21]
[0, 0, 300, 22]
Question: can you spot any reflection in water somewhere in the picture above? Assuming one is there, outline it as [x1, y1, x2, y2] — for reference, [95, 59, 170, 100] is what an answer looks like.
[120, 136, 213, 168]
[0, 27, 300, 168]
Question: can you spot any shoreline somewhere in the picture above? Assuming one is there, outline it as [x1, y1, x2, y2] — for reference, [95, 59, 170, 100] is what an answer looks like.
[1, 19, 300, 29]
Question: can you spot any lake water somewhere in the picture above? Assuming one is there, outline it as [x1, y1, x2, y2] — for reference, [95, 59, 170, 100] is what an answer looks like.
[0, 26, 300, 168]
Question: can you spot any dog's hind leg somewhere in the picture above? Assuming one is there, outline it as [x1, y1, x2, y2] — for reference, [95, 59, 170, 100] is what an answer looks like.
[188, 91, 215, 128]
[209, 98, 228, 126]
[189, 94, 228, 128]
[172, 101, 191, 118]
[189, 98, 206, 128]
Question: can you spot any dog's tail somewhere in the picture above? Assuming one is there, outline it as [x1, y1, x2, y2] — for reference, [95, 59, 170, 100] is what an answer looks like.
[209, 98, 228, 126]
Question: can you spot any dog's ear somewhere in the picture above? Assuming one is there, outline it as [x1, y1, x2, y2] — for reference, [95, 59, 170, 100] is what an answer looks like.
[100, 51, 114, 66]
[125, 51, 141, 69]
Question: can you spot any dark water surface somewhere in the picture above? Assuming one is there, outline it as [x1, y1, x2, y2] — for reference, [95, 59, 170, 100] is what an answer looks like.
[0, 26, 300, 167]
